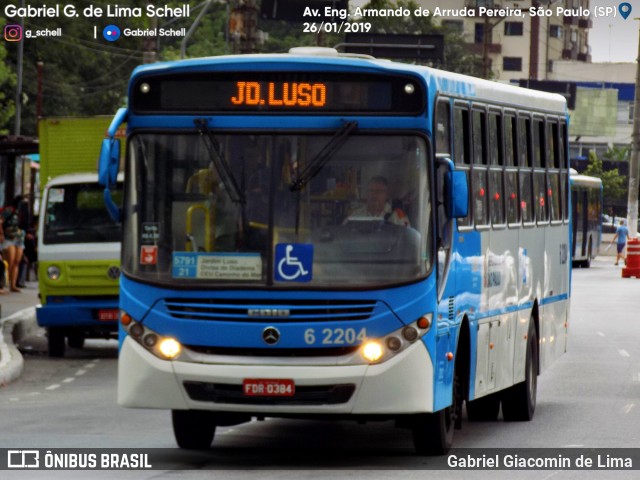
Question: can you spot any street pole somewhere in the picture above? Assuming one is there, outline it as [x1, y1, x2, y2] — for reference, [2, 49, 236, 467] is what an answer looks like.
[627, 20, 640, 238]
[13, 0, 25, 136]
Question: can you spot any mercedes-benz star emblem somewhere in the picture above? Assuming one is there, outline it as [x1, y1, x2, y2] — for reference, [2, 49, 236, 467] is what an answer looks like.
[262, 327, 280, 345]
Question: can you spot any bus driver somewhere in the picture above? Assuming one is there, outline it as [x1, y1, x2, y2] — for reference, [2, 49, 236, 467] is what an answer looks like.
[347, 176, 410, 227]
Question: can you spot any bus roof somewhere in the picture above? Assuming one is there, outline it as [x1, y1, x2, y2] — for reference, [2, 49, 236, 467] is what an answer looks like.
[129, 50, 567, 115]
[570, 173, 603, 188]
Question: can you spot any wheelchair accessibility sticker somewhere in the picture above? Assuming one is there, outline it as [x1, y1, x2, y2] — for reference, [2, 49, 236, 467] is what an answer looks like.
[275, 243, 313, 282]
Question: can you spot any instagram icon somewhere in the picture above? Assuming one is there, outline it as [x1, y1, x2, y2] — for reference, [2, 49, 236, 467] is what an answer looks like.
[4, 25, 23, 42]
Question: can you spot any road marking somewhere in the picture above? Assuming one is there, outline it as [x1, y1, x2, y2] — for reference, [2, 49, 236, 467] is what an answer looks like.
[624, 403, 635, 414]
[618, 349, 631, 358]
[84, 363, 97, 369]
[26, 392, 41, 397]
[597, 332, 605, 337]
[62, 377, 75, 384]
[540, 471, 562, 480]
[563, 444, 584, 447]
[45, 384, 61, 391]
[75, 369, 87, 376]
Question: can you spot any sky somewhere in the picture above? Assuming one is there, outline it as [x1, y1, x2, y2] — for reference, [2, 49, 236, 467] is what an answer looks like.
[590, 7, 639, 63]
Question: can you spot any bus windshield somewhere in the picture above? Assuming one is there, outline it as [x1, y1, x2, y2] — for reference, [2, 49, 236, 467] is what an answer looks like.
[124, 132, 432, 288]
[43, 182, 123, 245]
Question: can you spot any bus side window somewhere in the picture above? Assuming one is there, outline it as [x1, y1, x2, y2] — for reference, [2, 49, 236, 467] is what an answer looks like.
[435, 99, 451, 156]
[489, 111, 505, 226]
[505, 170, 519, 226]
[534, 171, 548, 223]
[504, 114, 519, 226]
[454, 104, 472, 228]
[518, 115, 534, 225]
[472, 108, 489, 228]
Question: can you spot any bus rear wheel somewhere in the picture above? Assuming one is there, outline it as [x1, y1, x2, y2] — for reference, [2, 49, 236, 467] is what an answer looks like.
[172, 410, 216, 449]
[502, 321, 538, 421]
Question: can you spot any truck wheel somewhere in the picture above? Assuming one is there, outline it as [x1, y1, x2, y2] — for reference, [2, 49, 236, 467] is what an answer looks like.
[48, 328, 66, 358]
[68, 332, 85, 349]
[172, 410, 216, 449]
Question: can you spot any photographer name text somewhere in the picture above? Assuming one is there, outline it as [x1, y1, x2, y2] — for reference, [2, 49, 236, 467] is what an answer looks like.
[4, 3, 190, 18]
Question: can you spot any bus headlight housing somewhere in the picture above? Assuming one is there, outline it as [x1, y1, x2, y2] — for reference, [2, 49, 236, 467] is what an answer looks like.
[359, 313, 432, 365]
[120, 311, 183, 361]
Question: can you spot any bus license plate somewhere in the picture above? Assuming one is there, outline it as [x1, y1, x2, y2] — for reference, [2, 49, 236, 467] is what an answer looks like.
[243, 379, 295, 397]
[98, 309, 119, 321]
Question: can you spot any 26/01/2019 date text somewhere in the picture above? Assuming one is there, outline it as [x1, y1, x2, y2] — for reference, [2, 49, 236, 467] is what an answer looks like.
[303, 22, 372, 34]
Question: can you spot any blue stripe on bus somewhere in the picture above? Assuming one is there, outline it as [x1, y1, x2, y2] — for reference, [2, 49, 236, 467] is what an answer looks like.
[473, 294, 568, 321]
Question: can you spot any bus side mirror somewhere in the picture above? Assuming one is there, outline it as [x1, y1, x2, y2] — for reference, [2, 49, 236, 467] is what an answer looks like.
[98, 138, 120, 187]
[446, 170, 468, 219]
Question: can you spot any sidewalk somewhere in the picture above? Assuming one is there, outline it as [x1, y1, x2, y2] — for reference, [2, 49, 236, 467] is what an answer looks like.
[0, 281, 39, 385]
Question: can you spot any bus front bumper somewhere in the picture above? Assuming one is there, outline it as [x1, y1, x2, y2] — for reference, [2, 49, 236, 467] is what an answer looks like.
[117, 336, 434, 415]
[36, 297, 119, 329]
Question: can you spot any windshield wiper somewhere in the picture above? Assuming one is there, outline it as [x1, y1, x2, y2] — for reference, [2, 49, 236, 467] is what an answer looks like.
[195, 119, 246, 204]
[289, 121, 358, 192]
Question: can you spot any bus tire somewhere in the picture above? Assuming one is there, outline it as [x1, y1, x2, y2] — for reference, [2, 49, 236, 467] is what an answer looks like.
[48, 328, 66, 358]
[412, 354, 460, 455]
[466, 392, 500, 421]
[172, 410, 216, 449]
[68, 332, 85, 349]
[583, 240, 592, 268]
[502, 321, 537, 421]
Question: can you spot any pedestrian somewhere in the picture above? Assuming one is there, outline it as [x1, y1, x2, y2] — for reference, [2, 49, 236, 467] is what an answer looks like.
[611, 219, 630, 266]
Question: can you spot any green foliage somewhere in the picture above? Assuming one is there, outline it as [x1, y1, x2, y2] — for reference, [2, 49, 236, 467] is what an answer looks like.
[0, 17, 17, 134]
[584, 150, 627, 203]
[603, 145, 631, 162]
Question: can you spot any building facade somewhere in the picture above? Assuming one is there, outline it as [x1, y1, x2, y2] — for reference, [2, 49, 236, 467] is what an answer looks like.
[423, 0, 591, 81]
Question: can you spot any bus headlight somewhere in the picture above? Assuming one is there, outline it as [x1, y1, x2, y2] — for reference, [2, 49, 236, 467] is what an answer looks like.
[121, 311, 183, 361]
[362, 341, 384, 362]
[158, 338, 181, 359]
[47, 265, 61, 280]
[359, 313, 432, 365]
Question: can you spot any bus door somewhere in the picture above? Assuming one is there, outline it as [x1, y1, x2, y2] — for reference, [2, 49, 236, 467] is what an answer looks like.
[571, 189, 586, 258]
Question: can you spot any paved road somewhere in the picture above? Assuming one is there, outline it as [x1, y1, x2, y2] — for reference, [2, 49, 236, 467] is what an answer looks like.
[1, 258, 640, 479]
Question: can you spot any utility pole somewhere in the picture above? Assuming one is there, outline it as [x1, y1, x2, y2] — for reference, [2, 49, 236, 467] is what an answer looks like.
[480, 9, 505, 80]
[13, 0, 25, 135]
[230, 0, 258, 54]
[36, 61, 43, 134]
[143, 1, 158, 63]
[627, 20, 640, 238]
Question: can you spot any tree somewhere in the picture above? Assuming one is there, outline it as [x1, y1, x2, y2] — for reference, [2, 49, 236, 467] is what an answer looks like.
[583, 149, 627, 205]
[0, 17, 17, 134]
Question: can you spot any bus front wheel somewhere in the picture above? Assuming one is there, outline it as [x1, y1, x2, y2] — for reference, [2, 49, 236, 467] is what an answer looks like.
[172, 410, 216, 449]
[502, 321, 538, 421]
[412, 353, 461, 455]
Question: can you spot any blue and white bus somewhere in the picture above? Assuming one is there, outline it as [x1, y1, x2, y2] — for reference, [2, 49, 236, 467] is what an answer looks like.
[99, 47, 571, 455]
[570, 171, 602, 268]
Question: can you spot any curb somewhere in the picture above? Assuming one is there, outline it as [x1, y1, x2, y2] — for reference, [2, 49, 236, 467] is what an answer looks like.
[0, 307, 37, 386]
